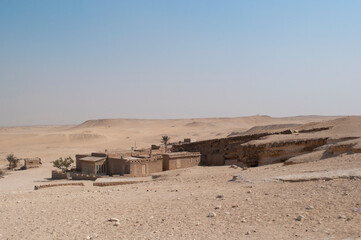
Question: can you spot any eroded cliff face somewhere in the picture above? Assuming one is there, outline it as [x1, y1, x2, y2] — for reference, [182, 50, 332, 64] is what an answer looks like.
[171, 117, 361, 167]
[172, 133, 330, 166]
[171, 133, 272, 165]
[325, 141, 361, 155]
[237, 138, 328, 166]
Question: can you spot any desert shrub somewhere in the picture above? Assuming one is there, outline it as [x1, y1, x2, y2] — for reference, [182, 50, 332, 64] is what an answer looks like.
[0, 169, 4, 177]
[7, 154, 19, 169]
[53, 157, 74, 172]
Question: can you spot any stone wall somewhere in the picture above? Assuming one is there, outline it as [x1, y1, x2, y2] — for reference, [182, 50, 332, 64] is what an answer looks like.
[51, 170, 70, 179]
[24, 158, 42, 169]
[72, 173, 98, 181]
[162, 152, 201, 171]
[34, 182, 84, 190]
[128, 161, 146, 177]
[126, 157, 163, 177]
[107, 158, 126, 176]
[75, 154, 88, 171]
[148, 157, 163, 174]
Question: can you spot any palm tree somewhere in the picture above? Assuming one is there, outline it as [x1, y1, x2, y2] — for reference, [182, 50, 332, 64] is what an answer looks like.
[161, 136, 170, 153]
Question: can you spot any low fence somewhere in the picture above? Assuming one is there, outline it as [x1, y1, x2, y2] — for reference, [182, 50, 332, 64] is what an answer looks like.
[51, 170, 70, 179]
[93, 181, 144, 187]
[34, 182, 84, 190]
[72, 173, 99, 181]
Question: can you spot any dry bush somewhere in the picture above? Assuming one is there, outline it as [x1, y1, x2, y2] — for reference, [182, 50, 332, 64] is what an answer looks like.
[7, 154, 19, 169]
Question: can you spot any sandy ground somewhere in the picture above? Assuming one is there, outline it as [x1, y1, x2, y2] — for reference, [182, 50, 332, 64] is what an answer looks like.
[1, 115, 360, 240]
[1, 156, 360, 240]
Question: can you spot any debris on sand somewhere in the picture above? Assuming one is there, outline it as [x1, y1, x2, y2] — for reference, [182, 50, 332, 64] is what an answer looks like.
[208, 212, 216, 217]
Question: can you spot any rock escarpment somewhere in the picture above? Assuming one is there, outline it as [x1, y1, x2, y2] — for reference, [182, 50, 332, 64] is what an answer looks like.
[238, 138, 328, 166]
[172, 117, 361, 167]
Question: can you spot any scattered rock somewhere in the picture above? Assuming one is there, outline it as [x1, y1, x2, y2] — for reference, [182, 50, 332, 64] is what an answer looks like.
[245, 231, 251, 235]
[208, 212, 216, 217]
[247, 190, 252, 194]
[214, 205, 222, 210]
[312, 228, 318, 232]
[241, 217, 246, 223]
[109, 218, 120, 222]
[296, 215, 304, 221]
[114, 222, 120, 226]
[306, 205, 314, 210]
[230, 175, 242, 181]
[230, 165, 239, 169]
[338, 215, 346, 219]
[216, 194, 224, 199]
[232, 204, 239, 208]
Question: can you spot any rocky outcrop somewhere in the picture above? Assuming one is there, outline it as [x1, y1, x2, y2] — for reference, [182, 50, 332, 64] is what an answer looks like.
[238, 138, 328, 166]
[284, 150, 326, 165]
[298, 127, 331, 133]
[172, 133, 272, 165]
[172, 132, 330, 166]
[325, 141, 361, 156]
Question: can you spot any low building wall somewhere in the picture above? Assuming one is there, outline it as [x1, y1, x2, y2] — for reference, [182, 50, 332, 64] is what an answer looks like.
[75, 154, 88, 171]
[128, 161, 147, 177]
[162, 152, 201, 171]
[34, 182, 84, 190]
[107, 158, 126, 176]
[127, 156, 164, 177]
[24, 158, 42, 169]
[72, 173, 99, 181]
[148, 157, 163, 174]
[51, 170, 70, 179]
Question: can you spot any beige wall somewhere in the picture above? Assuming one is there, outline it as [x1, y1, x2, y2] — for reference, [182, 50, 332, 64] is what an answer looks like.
[127, 158, 163, 177]
[162, 153, 200, 171]
[24, 158, 41, 169]
[128, 161, 147, 177]
[81, 160, 106, 175]
[75, 154, 88, 171]
[51, 170, 69, 179]
[107, 158, 125, 175]
[72, 173, 98, 181]
[148, 158, 163, 174]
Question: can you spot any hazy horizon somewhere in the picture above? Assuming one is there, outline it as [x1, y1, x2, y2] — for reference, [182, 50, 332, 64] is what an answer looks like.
[0, 114, 349, 128]
[1, 1, 361, 126]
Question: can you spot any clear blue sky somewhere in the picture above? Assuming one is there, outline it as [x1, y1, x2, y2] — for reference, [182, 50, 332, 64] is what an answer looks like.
[1, 0, 360, 126]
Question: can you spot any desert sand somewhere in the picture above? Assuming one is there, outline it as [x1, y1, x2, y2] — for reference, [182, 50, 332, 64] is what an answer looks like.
[0, 115, 361, 240]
